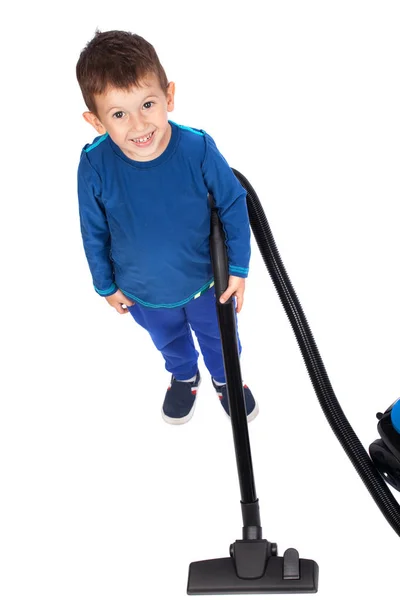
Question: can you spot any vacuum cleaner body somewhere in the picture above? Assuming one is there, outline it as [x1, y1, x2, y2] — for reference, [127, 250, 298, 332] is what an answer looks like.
[370, 400, 400, 492]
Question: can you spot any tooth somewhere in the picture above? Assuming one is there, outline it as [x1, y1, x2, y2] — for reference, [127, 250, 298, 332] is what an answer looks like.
[133, 132, 152, 142]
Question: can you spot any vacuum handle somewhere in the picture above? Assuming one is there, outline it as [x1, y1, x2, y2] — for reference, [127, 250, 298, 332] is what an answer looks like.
[210, 203, 231, 303]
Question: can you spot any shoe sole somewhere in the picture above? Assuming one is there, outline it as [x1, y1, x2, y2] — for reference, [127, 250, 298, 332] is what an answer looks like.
[162, 377, 201, 425]
[246, 401, 259, 423]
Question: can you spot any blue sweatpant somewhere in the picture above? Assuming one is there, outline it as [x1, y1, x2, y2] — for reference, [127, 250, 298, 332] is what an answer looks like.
[127, 287, 242, 382]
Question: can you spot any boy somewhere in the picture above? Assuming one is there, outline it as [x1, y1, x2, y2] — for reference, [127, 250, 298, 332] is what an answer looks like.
[76, 30, 258, 424]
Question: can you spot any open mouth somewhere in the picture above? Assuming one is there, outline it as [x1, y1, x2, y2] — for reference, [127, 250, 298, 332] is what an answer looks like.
[131, 131, 155, 144]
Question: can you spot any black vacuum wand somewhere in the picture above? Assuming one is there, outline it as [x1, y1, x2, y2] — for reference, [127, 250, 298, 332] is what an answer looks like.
[187, 199, 319, 595]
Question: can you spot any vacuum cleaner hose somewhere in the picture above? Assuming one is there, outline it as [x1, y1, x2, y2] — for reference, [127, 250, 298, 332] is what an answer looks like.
[232, 168, 400, 536]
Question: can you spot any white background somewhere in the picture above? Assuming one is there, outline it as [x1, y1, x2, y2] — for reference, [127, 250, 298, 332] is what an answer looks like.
[1, 1, 400, 598]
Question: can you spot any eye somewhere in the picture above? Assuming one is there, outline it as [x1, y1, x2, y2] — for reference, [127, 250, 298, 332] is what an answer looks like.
[113, 111, 125, 119]
[143, 101, 154, 109]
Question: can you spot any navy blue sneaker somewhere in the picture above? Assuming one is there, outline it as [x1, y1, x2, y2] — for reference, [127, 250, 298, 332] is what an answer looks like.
[162, 371, 201, 425]
[212, 379, 259, 422]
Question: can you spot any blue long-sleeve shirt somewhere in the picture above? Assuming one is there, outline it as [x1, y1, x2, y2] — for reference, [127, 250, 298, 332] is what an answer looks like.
[77, 120, 250, 308]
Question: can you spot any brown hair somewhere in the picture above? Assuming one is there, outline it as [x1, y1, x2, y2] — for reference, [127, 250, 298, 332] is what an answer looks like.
[76, 30, 169, 115]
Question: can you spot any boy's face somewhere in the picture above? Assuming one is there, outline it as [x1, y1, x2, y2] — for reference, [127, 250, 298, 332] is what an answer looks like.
[83, 75, 175, 162]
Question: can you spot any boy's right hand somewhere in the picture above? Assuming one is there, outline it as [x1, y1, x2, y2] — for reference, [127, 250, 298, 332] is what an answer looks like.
[105, 289, 135, 314]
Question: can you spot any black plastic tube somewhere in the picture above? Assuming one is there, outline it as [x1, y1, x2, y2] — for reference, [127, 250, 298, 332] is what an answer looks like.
[232, 168, 400, 536]
[210, 205, 258, 506]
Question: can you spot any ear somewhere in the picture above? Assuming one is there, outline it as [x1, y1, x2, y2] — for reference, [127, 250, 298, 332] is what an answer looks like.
[83, 111, 107, 135]
[166, 81, 175, 112]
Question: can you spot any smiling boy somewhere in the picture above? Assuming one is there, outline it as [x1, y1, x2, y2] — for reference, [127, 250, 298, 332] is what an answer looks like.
[76, 30, 258, 424]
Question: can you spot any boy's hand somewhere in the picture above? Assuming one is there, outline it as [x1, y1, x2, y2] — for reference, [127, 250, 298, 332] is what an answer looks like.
[219, 276, 246, 313]
[105, 289, 135, 314]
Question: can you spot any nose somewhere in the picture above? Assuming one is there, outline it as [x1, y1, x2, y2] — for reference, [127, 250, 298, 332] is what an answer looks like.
[129, 112, 146, 133]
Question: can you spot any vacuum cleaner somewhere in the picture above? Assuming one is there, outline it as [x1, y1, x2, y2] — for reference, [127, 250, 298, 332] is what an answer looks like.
[186, 169, 400, 595]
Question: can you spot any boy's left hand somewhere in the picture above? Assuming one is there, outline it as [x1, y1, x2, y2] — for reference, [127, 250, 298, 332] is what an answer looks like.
[219, 275, 246, 313]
